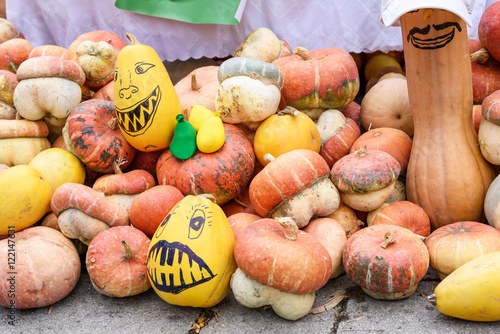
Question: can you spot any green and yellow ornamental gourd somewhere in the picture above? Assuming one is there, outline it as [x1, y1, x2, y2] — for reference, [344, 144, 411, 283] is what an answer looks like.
[147, 194, 237, 308]
[114, 33, 182, 152]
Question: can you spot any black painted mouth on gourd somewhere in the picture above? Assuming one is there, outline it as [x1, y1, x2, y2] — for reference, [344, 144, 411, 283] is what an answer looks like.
[147, 240, 216, 294]
[115, 86, 161, 136]
[407, 22, 461, 50]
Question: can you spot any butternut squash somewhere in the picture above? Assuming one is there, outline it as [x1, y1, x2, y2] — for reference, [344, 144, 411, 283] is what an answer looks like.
[400, 9, 494, 229]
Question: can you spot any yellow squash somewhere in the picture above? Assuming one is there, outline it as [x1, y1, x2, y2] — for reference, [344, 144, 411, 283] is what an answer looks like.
[147, 194, 237, 308]
[114, 34, 182, 152]
[0, 164, 52, 234]
[433, 251, 500, 322]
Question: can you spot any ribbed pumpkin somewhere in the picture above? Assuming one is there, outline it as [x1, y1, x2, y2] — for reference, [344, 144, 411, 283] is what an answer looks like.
[114, 34, 182, 152]
[272, 46, 359, 110]
[343, 224, 429, 300]
[156, 124, 255, 205]
[425, 221, 500, 279]
[147, 194, 236, 308]
[253, 107, 321, 166]
[400, 9, 495, 229]
[63, 99, 136, 174]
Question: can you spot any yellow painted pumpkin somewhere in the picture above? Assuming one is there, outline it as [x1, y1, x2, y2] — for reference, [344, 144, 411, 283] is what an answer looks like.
[253, 106, 321, 166]
[114, 33, 182, 152]
[0, 165, 52, 235]
[147, 194, 237, 307]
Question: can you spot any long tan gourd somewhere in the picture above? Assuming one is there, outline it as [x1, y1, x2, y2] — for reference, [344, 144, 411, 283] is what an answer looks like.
[400, 9, 494, 229]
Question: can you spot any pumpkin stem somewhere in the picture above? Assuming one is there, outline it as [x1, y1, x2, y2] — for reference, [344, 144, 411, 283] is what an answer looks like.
[276, 217, 298, 241]
[112, 158, 127, 174]
[233, 196, 248, 208]
[197, 193, 218, 203]
[126, 33, 141, 45]
[122, 240, 134, 260]
[277, 106, 299, 117]
[380, 231, 397, 248]
[427, 293, 437, 306]
[293, 46, 313, 61]
[470, 48, 489, 64]
[191, 70, 201, 91]
[355, 146, 368, 157]
[108, 117, 117, 129]
[263, 153, 276, 163]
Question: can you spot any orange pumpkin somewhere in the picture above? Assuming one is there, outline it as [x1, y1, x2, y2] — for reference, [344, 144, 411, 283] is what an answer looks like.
[63, 99, 136, 173]
[331, 148, 401, 212]
[86, 225, 151, 297]
[343, 224, 429, 300]
[234, 217, 332, 294]
[368, 200, 431, 237]
[156, 124, 255, 205]
[350, 127, 412, 173]
[129, 185, 184, 238]
[249, 149, 340, 228]
[174, 65, 219, 116]
[425, 221, 500, 279]
[272, 47, 359, 110]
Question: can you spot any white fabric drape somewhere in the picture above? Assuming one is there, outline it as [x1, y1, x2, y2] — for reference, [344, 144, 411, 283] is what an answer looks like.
[6, 0, 497, 62]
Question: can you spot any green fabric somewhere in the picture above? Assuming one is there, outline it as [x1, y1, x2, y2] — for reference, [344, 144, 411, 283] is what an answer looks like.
[115, 0, 245, 25]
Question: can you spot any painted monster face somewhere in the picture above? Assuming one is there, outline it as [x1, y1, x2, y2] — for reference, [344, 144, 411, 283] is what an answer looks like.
[147, 203, 215, 294]
[114, 61, 162, 137]
[146, 195, 236, 307]
[406, 10, 462, 50]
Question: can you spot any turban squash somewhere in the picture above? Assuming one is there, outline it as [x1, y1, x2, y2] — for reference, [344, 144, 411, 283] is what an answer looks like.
[249, 149, 340, 228]
[272, 46, 359, 110]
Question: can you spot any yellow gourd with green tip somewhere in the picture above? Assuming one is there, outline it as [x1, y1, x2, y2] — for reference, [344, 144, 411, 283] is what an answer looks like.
[147, 194, 237, 308]
[196, 112, 225, 153]
[189, 105, 215, 132]
[114, 33, 182, 152]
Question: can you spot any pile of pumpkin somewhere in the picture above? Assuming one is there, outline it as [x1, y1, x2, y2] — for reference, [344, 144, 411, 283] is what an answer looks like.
[2, 2, 500, 324]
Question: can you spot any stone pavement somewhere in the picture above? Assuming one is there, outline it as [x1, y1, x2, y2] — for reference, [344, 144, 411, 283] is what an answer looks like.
[1, 264, 499, 334]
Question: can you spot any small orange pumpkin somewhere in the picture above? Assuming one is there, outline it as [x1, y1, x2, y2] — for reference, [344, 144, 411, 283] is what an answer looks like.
[343, 224, 429, 300]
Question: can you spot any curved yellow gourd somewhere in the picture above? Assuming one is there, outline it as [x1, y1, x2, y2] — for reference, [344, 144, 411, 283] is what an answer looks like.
[434, 251, 500, 322]
[0, 165, 52, 234]
[114, 33, 181, 152]
[147, 195, 237, 308]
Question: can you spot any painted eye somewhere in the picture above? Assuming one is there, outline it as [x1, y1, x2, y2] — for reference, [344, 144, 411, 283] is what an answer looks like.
[135, 62, 155, 75]
[188, 209, 206, 240]
[155, 213, 172, 239]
